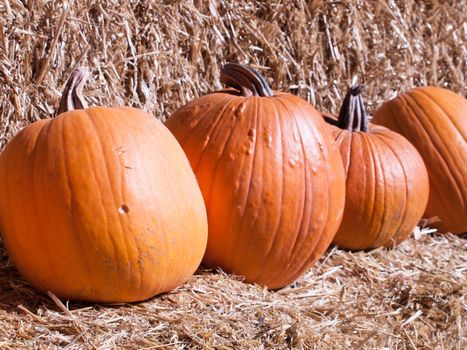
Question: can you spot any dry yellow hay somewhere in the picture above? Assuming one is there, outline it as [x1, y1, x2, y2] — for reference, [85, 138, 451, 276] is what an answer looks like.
[0, 0, 466, 348]
[0, 231, 465, 349]
[0, 1, 465, 143]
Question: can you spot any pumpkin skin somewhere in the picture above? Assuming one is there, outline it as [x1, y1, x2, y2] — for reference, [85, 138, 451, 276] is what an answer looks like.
[324, 86, 430, 250]
[0, 70, 208, 303]
[165, 64, 346, 289]
[372, 86, 466, 234]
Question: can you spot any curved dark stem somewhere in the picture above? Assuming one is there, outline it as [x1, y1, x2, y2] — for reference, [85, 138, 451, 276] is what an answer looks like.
[357, 93, 369, 131]
[220, 63, 274, 97]
[322, 114, 339, 126]
[336, 85, 369, 132]
[57, 68, 89, 115]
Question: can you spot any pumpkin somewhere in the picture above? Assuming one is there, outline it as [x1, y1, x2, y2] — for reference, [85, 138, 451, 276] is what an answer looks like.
[0, 68, 208, 303]
[372, 86, 466, 234]
[165, 63, 346, 289]
[323, 86, 429, 250]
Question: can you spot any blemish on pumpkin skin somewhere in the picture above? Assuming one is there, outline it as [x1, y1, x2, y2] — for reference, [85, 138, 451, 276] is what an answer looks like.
[263, 132, 273, 147]
[189, 118, 199, 129]
[235, 102, 247, 118]
[119, 205, 129, 214]
[115, 146, 127, 155]
[189, 104, 210, 118]
[190, 105, 200, 114]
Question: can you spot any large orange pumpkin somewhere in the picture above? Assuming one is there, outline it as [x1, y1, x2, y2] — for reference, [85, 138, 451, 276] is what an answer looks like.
[165, 63, 346, 289]
[0, 69, 208, 303]
[372, 86, 466, 234]
[323, 86, 429, 250]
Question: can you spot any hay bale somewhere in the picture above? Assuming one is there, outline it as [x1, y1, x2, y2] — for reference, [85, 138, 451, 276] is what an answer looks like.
[0, 1, 465, 146]
[0, 1, 465, 348]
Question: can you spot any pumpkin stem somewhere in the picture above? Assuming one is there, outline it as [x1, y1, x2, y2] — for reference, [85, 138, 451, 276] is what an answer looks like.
[57, 68, 89, 115]
[336, 85, 369, 132]
[220, 63, 274, 97]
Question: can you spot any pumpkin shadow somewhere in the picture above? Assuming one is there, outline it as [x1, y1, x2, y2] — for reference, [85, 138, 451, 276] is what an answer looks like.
[0, 242, 137, 312]
[0, 241, 214, 313]
[0, 242, 60, 312]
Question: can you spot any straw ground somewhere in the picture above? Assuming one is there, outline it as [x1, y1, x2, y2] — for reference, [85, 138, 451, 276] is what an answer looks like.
[0, 230, 465, 349]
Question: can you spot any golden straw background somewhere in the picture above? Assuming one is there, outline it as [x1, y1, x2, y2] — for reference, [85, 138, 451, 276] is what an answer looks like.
[0, 1, 465, 145]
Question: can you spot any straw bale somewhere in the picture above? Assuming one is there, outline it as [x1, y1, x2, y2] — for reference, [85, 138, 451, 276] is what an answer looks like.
[0, 0, 465, 148]
[0, 0, 465, 348]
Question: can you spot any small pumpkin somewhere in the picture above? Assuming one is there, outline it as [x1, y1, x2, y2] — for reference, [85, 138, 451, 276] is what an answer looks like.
[323, 86, 429, 250]
[0, 69, 208, 303]
[165, 63, 346, 289]
[372, 86, 467, 234]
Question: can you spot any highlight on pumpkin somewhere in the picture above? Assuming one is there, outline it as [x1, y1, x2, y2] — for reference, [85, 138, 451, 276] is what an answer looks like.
[0, 68, 208, 303]
[323, 85, 430, 251]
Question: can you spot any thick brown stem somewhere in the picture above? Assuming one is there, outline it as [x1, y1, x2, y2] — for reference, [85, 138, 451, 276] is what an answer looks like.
[336, 85, 369, 132]
[57, 68, 89, 115]
[220, 63, 274, 97]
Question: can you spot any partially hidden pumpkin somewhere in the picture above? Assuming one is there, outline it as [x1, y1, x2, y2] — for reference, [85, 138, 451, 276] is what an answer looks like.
[165, 63, 346, 289]
[0, 68, 208, 303]
[372, 86, 467, 234]
[323, 86, 429, 250]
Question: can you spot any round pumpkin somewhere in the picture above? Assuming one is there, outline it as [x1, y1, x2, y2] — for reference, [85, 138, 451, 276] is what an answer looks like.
[0, 69, 208, 303]
[323, 86, 429, 250]
[372, 86, 466, 234]
[165, 63, 346, 289]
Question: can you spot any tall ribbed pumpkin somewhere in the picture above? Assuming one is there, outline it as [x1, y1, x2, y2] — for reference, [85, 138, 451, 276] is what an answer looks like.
[372, 86, 466, 234]
[165, 64, 345, 289]
[323, 86, 429, 250]
[0, 69, 208, 303]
